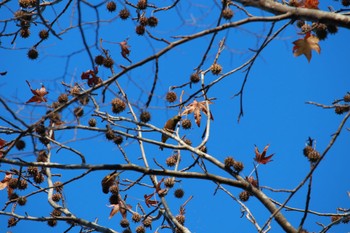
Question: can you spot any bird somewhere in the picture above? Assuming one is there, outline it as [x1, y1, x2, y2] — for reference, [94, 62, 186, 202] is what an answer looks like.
[160, 115, 182, 150]
[101, 171, 120, 194]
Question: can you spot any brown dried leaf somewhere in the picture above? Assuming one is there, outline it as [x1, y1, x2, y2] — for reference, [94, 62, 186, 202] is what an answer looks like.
[254, 144, 275, 164]
[182, 99, 214, 127]
[0, 172, 12, 190]
[119, 40, 132, 63]
[26, 80, 48, 103]
[293, 32, 320, 62]
[108, 204, 120, 219]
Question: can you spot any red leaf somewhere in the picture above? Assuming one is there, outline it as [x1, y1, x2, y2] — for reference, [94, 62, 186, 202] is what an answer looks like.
[144, 193, 158, 207]
[0, 138, 6, 157]
[81, 68, 102, 87]
[254, 144, 275, 164]
[26, 80, 48, 103]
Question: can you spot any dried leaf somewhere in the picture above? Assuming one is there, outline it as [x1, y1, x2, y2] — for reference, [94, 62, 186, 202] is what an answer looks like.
[293, 32, 320, 62]
[303, 0, 319, 9]
[182, 99, 214, 127]
[119, 40, 132, 63]
[26, 80, 48, 103]
[0, 138, 6, 157]
[108, 204, 120, 219]
[81, 67, 102, 87]
[144, 193, 158, 207]
[0, 172, 12, 190]
[254, 144, 275, 164]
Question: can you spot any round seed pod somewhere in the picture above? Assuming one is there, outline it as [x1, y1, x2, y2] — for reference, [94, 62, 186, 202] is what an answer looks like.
[164, 177, 175, 188]
[88, 118, 97, 127]
[139, 16, 148, 26]
[174, 188, 184, 198]
[119, 8, 130, 20]
[52, 193, 62, 202]
[103, 57, 114, 68]
[224, 156, 235, 167]
[33, 173, 45, 184]
[135, 25, 145, 35]
[181, 119, 191, 129]
[58, 93, 68, 103]
[233, 161, 244, 172]
[27, 48, 38, 60]
[135, 225, 145, 233]
[39, 29, 49, 40]
[111, 98, 126, 114]
[95, 55, 105, 65]
[166, 91, 177, 103]
[137, 0, 147, 9]
[18, 179, 28, 190]
[15, 140, 26, 150]
[239, 190, 250, 202]
[211, 63, 222, 75]
[140, 111, 151, 123]
[8, 217, 18, 228]
[120, 218, 129, 228]
[147, 16, 158, 27]
[190, 73, 200, 83]
[113, 135, 123, 145]
[222, 8, 234, 20]
[106, 1, 117, 12]
[17, 196, 27, 206]
[142, 217, 152, 228]
[20, 28, 30, 38]
[47, 219, 57, 227]
[132, 213, 142, 223]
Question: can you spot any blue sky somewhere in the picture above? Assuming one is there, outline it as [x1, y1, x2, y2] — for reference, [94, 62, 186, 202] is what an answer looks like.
[1, 1, 349, 232]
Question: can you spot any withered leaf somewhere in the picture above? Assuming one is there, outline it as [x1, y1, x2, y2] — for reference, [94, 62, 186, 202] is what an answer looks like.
[254, 144, 275, 164]
[119, 40, 132, 63]
[144, 193, 158, 207]
[0, 172, 12, 190]
[182, 99, 214, 127]
[26, 80, 48, 103]
[293, 32, 320, 62]
[108, 204, 120, 219]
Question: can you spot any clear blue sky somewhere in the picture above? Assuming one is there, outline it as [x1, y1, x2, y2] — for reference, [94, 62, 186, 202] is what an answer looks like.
[1, 1, 349, 232]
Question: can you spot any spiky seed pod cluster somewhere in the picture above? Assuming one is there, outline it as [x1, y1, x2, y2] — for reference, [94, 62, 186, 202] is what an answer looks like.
[120, 218, 129, 228]
[39, 29, 49, 40]
[109, 194, 119, 204]
[139, 16, 148, 26]
[54, 181, 63, 192]
[113, 135, 123, 145]
[143, 217, 152, 228]
[111, 98, 126, 114]
[9, 178, 19, 189]
[47, 219, 57, 227]
[176, 215, 185, 225]
[296, 20, 304, 28]
[119, 8, 130, 20]
[58, 93, 68, 103]
[27, 48, 38, 60]
[95, 55, 105, 65]
[103, 57, 114, 68]
[148, 16, 158, 27]
[136, 225, 146, 233]
[135, 25, 145, 35]
[19, 0, 36, 8]
[164, 177, 175, 188]
[88, 118, 97, 127]
[140, 111, 151, 123]
[15, 140, 26, 150]
[18, 179, 28, 190]
[233, 161, 244, 172]
[8, 217, 18, 228]
[239, 190, 250, 202]
[166, 155, 178, 167]
[343, 0, 350, 7]
[27, 166, 38, 176]
[51, 209, 62, 217]
[34, 173, 45, 184]
[211, 63, 222, 75]
[344, 94, 350, 102]
[70, 85, 81, 96]
[20, 28, 30, 38]
[314, 23, 327, 40]
[105, 129, 115, 140]
[327, 24, 338, 34]
[303, 146, 320, 162]
[174, 188, 184, 198]
[106, 1, 117, 12]
[181, 119, 191, 129]
[137, 0, 147, 9]
[52, 193, 62, 202]
[132, 213, 142, 223]
[165, 91, 177, 103]
[190, 73, 200, 83]
[224, 156, 235, 168]
[335, 105, 350, 114]
[222, 8, 234, 20]
[37, 150, 48, 162]
[17, 196, 27, 206]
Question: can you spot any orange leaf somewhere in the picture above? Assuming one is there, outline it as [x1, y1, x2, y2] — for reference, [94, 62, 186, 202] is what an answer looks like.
[119, 40, 132, 63]
[26, 80, 48, 103]
[293, 33, 320, 62]
[304, 0, 319, 9]
[182, 99, 214, 127]
[0, 172, 12, 190]
[254, 144, 275, 164]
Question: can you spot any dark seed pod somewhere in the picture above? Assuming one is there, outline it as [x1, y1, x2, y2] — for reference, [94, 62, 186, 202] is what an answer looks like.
[119, 8, 130, 20]
[106, 1, 117, 12]
[27, 48, 38, 60]
[174, 188, 184, 198]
